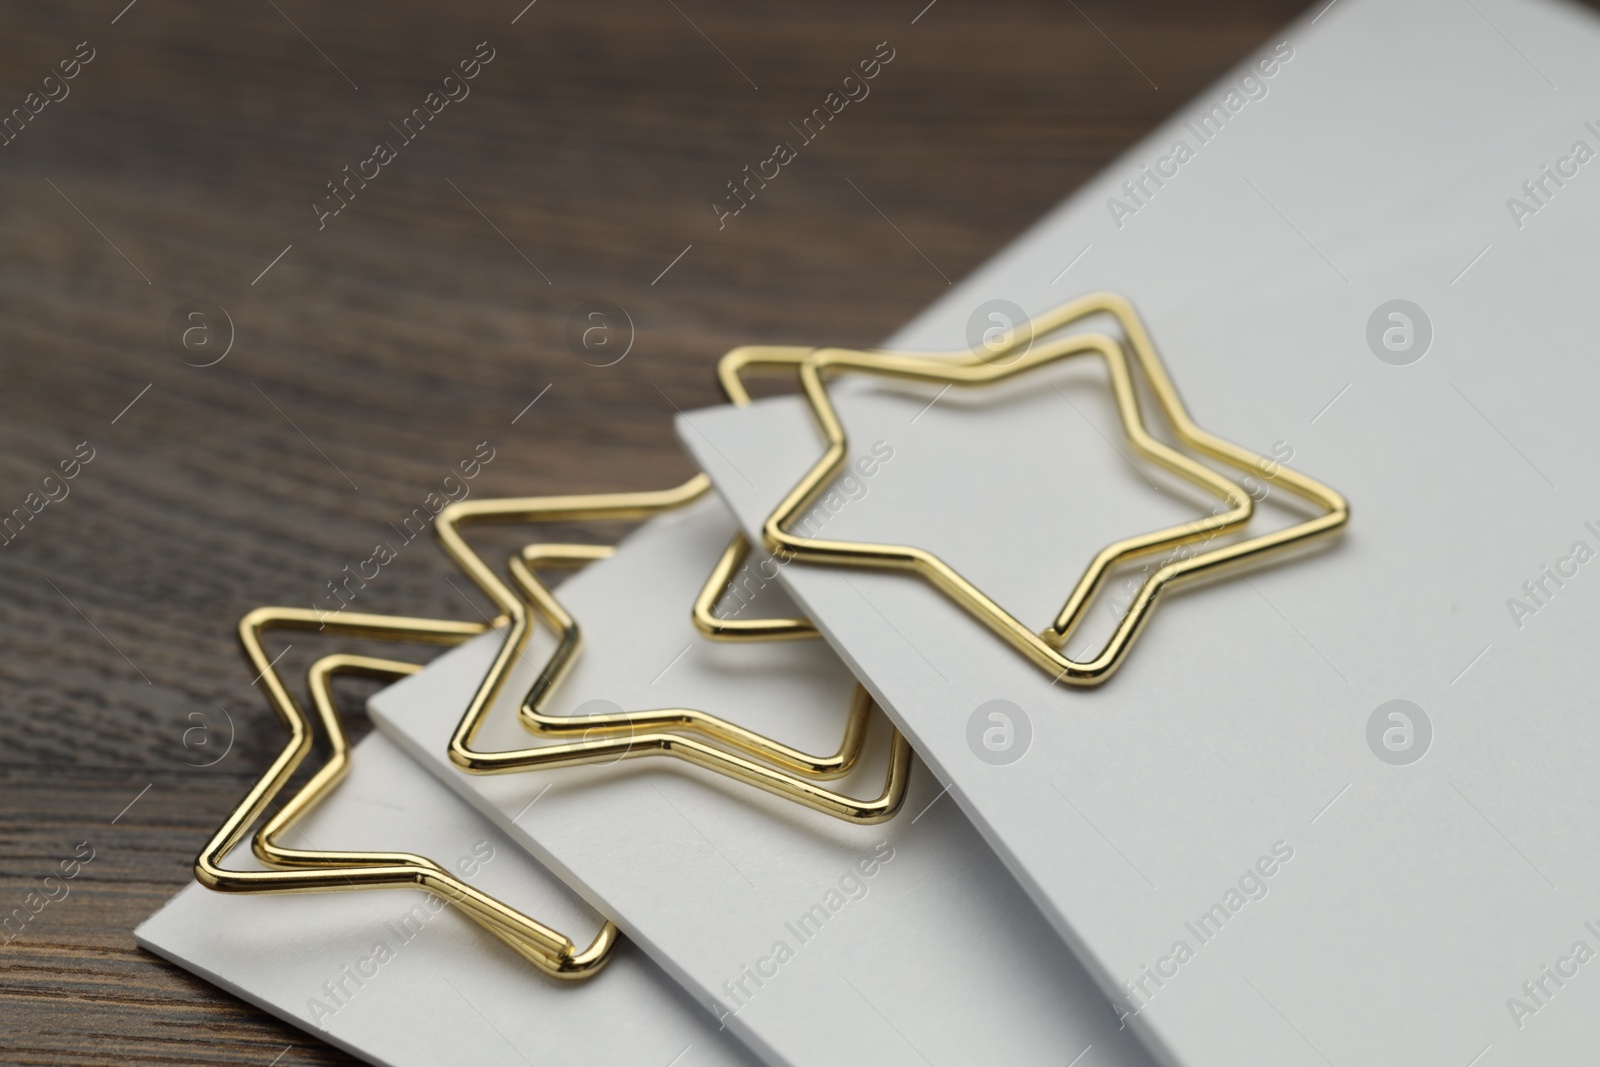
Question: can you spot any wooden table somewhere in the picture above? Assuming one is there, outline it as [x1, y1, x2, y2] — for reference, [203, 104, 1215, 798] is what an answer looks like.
[0, 1, 1322, 1061]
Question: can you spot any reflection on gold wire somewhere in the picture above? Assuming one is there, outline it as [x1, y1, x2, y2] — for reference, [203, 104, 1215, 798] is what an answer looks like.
[194, 607, 617, 980]
[758, 292, 1349, 684]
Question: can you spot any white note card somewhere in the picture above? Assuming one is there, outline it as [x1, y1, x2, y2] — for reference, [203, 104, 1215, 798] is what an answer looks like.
[677, 0, 1600, 1064]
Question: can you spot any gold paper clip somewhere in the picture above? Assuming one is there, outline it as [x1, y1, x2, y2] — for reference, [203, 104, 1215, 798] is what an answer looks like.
[505, 540, 908, 820]
[435, 346, 909, 822]
[435, 489, 910, 824]
[757, 292, 1349, 684]
[194, 607, 618, 980]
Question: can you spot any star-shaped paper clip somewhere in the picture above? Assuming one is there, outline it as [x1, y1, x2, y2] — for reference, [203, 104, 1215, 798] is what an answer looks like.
[437, 347, 908, 823]
[194, 606, 618, 979]
[759, 292, 1349, 683]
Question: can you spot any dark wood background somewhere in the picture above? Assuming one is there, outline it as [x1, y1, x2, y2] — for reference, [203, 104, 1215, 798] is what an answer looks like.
[0, 1, 1315, 1062]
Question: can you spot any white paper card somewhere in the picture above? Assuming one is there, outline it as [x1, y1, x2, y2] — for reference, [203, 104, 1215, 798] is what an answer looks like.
[137, 733, 753, 1067]
[371, 496, 1154, 1067]
[675, 1, 1600, 1064]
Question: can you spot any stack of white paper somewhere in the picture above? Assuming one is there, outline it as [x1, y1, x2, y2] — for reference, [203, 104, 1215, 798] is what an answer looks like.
[371, 498, 1153, 1067]
[143, 1, 1600, 1064]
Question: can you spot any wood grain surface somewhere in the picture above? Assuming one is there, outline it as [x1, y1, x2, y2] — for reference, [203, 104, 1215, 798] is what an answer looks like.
[0, 1, 1322, 1062]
